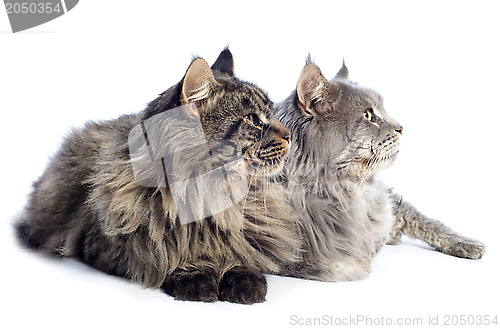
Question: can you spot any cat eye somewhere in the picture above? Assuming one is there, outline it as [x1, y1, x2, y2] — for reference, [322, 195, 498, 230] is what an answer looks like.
[363, 108, 374, 122]
[244, 114, 265, 129]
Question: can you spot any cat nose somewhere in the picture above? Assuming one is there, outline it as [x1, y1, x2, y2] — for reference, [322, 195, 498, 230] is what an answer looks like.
[395, 126, 403, 135]
[282, 133, 291, 143]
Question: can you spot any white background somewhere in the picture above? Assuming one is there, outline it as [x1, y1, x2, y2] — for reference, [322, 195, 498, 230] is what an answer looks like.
[1, 1, 498, 328]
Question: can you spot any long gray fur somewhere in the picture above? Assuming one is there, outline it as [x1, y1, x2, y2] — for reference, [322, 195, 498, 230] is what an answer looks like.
[274, 59, 485, 281]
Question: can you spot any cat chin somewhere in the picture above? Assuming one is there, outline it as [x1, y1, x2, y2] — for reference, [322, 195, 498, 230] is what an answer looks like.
[363, 148, 400, 172]
[245, 158, 285, 177]
[265, 160, 286, 177]
[379, 150, 399, 169]
[349, 154, 399, 181]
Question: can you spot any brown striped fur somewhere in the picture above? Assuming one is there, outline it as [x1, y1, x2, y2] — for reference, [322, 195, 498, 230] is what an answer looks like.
[15, 49, 300, 304]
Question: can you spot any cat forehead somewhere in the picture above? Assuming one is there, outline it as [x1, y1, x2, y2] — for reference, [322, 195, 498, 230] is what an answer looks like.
[221, 80, 272, 104]
[334, 80, 383, 108]
[217, 74, 269, 97]
[213, 77, 273, 116]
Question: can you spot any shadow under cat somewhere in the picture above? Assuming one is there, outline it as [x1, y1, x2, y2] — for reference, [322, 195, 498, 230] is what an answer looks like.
[14, 48, 485, 305]
[274, 56, 485, 281]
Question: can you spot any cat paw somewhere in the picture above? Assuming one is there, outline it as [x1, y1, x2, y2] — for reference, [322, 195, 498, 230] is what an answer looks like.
[438, 239, 486, 260]
[219, 267, 267, 304]
[386, 231, 402, 245]
[162, 270, 219, 302]
[299, 257, 372, 282]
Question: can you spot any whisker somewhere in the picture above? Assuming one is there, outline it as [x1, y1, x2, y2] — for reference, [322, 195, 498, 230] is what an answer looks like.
[262, 165, 273, 237]
[241, 166, 257, 219]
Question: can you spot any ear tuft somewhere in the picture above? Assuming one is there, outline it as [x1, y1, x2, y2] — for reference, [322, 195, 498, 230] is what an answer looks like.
[305, 53, 314, 65]
[182, 58, 217, 104]
[296, 63, 329, 116]
[211, 47, 235, 76]
[334, 59, 349, 80]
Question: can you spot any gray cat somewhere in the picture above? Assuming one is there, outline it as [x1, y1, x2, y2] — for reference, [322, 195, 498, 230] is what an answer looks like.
[274, 58, 485, 281]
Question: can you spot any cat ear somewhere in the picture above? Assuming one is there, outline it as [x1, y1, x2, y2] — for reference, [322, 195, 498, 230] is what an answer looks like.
[181, 58, 218, 105]
[334, 59, 349, 80]
[211, 47, 235, 76]
[296, 63, 329, 116]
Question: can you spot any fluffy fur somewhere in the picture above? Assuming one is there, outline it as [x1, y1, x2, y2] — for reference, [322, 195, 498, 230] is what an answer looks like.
[274, 59, 485, 281]
[15, 49, 300, 304]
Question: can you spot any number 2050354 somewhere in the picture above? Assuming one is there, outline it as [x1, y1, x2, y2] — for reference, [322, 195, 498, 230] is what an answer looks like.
[5, 2, 62, 14]
[443, 314, 498, 326]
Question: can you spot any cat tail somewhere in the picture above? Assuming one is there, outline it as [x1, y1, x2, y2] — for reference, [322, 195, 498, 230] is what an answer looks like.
[389, 194, 486, 260]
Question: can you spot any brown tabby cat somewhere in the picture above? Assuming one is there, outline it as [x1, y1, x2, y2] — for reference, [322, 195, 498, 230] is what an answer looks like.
[15, 49, 300, 304]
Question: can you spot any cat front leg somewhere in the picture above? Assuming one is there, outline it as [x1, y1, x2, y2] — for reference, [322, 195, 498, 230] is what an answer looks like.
[390, 194, 486, 259]
[289, 256, 372, 282]
[323, 256, 372, 281]
[161, 265, 268, 304]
